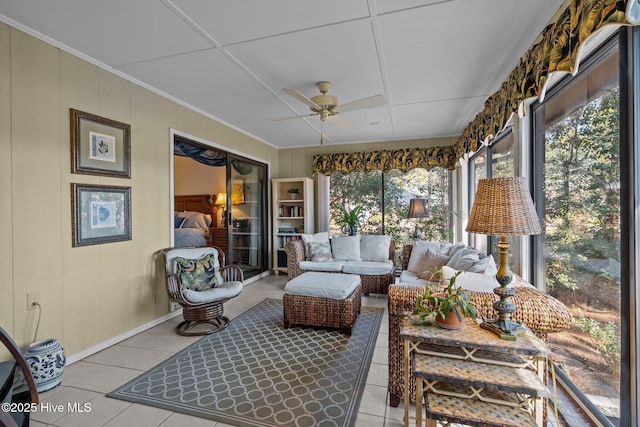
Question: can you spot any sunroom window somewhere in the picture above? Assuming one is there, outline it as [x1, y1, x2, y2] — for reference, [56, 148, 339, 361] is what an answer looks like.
[533, 38, 621, 425]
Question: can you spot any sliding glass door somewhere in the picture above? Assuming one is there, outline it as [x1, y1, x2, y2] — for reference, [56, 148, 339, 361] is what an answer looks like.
[173, 134, 268, 279]
[226, 156, 267, 278]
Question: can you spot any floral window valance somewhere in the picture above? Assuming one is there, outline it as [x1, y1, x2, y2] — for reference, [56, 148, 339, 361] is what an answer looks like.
[312, 145, 457, 175]
[313, 0, 639, 176]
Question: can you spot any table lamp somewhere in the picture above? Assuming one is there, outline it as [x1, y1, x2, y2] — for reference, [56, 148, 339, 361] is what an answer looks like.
[215, 192, 227, 228]
[466, 177, 542, 340]
[407, 198, 428, 239]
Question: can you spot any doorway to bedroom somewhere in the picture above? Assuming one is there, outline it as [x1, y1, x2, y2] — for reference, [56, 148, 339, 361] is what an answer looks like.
[172, 133, 268, 280]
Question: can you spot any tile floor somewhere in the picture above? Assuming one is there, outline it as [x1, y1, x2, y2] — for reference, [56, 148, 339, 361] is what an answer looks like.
[29, 274, 415, 427]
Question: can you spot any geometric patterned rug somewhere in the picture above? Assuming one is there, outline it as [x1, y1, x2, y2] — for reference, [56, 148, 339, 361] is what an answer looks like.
[107, 298, 384, 427]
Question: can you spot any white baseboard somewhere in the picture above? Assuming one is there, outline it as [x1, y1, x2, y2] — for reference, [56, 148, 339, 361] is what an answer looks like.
[65, 270, 272, 365]
[65, 309, 183, 365]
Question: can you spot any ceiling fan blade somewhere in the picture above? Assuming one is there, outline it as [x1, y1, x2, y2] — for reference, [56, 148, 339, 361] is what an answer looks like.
[327, 114, 351, 129]
[334, 94, 386, 113]
[272, 112, 318, 122]
[282, 88, 322, 110]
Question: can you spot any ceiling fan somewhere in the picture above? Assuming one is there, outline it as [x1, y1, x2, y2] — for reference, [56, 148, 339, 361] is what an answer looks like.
[275, 81, 386, 125]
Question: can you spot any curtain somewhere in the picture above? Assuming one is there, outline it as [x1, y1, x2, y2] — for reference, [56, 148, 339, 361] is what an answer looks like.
[312, 145, 457, 175]
[174, 139, 254, 175]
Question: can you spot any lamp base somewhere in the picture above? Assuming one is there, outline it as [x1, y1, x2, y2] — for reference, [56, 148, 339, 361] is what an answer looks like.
[480, 319, 525, 341]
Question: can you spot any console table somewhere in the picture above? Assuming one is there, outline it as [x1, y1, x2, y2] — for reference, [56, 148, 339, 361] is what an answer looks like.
[400, 317, 549, 427]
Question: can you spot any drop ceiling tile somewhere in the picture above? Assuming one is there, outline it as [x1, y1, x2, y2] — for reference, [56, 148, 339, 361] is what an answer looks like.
[391, 98, 486, 140]
[225, 19, 386, 117]
[378, 0, 564, 105]
[118, 49, 293, 125]
[0, 0, 213, 66]
[171, 0, 371, 45]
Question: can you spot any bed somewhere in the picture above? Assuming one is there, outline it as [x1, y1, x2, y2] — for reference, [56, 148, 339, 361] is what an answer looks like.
[173, 194, 215, 247]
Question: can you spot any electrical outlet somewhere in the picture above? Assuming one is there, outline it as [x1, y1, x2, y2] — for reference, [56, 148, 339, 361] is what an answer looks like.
[27, 291, 40, 311]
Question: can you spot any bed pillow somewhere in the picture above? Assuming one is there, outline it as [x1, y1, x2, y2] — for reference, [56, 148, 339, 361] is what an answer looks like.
[177, 211, 212, 229]
[331, 235, 362, 261]
[360, 235, 391, 262]
[416, 249, 451, 279]
[467, 254, 498, 275]
[174, 212, 186, 229]
[306, 242, 333, 262]
[441, 265, 497, 293]
[174, 253, 219, 291]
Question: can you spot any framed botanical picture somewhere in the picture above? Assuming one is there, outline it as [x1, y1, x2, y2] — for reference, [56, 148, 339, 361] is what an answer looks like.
[71, 184, 132, 247]
[70, 109, 131, 178]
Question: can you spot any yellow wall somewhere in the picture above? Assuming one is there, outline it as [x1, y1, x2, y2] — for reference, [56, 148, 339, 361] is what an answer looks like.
[174, 156, 226, 196]
[0, 24, 278, 354]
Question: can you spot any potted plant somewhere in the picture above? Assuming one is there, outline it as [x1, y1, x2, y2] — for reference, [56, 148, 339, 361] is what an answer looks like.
[334, 205, 364, 236]
[410, 269, 478, 329]
[287, 188, 300, 199]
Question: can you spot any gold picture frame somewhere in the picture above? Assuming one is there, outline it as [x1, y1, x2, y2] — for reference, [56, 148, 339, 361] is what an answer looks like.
[70, 109, 131, 178]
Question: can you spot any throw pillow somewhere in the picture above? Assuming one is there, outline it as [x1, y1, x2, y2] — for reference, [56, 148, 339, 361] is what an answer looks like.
[416, 249, 451, 279]
[360, 235, 391, 262]
[441, 265, 497, 293]
[174, 253, 219, 291]
[446, 248, 481, 271]
[331, 235, 362, 261]
[407, 241, 441, 272]
[306, 242, 332, 262]
[301, 232, 330, 260]
[467, 254, 498, 275]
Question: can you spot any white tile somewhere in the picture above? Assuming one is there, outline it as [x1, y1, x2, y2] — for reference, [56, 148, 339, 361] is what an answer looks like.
[31, 386, 100, 424]
[104, 403, 172, 427]
[357, 384, 388, 418]
[84, 345, 173, 371]
[354, 412, 385, 426]
[119, 330, 199, 353]
[159, 412, 217, 426]
[61, 361, 142, 393]
[54, 394, 131, 427]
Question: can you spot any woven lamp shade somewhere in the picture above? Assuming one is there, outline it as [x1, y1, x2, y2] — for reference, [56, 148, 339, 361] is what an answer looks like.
[466, 177, 541, 236]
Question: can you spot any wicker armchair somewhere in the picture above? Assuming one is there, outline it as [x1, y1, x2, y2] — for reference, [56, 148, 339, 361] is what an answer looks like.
[284, 238, 396, 295]
[163, 246, 244, 336]
[387, 244, 572, 407]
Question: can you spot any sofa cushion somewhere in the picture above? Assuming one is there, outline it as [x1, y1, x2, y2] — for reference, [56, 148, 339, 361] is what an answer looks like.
[285, 272, 361, 299]
[441, 265, 498, 293]
[341, 260, 394, 275]
[306, 242, 332, 262]
[398, 270, 429, 285]
[299, 260, 345, 272]
[360, 235, 391, 262]
[331, 235, 362, 261]
[183, 280, 243, 303]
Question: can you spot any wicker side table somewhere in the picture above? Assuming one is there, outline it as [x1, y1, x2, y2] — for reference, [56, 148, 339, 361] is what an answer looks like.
[400, 317, 549, 427]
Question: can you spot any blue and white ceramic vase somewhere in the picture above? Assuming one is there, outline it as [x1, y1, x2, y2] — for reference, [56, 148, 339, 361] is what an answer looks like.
[24, 338, 66, 392]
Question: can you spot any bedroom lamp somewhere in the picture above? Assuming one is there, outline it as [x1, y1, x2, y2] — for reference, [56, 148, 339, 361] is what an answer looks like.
[215, 193, 227, 228]
[407, 198, 428, 239]
[466, 177, 542, 341]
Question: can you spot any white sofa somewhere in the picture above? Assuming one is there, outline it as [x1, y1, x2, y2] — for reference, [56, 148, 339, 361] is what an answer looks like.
[284, 233, 396, 295]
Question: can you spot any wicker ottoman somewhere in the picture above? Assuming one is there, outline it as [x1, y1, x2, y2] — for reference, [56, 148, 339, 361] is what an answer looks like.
[283, 272, 362, 335]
